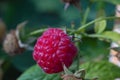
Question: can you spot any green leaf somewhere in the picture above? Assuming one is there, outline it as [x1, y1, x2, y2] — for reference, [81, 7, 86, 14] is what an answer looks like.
[104, 0, 120, 5]
[31, 0, 61, 12]
[94, 19, 106, 34]
[0, 68, 3, 80]
[80, 61, 120, 80]
[11, 51, 35, 72]
[63, 65, 73, 75]
[79, 37, 109, 61]
[102, 31, 120, 42]
[77, 16, 120, 33]
[74, 69, 86, 79]
[17, 65, 62, 80]
[93, 0, 120, 5]
[88, 31, 120, 42]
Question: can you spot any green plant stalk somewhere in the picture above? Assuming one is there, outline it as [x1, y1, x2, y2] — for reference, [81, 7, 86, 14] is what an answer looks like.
[77, 50, 80, 71]
[76, 16, 120, 33]
[92, 0, 120, 5]
[80, 7, 90, 33]
[28, 17, 120, 36]
[85, 34, 120, 46]
[29, 28, 46, 36]
[81, 7, 90, 26]
[2, 58, 11, 73]
[29, 28, 75, 36]
[86, 34, 109, 38]
[80, 0, 92, 32]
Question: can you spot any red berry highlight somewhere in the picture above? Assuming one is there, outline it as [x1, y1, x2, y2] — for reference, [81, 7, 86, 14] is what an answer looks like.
[33, 28, 77, 74]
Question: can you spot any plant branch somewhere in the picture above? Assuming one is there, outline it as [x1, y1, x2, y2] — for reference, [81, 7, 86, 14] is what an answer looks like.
[28, 29, 46, 36]
[76, 16, 120, 33]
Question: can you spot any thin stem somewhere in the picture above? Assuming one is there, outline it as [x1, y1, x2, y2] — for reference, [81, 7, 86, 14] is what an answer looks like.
[86, 34, 120, 46]
[81, 7, 90, 26]
[86, 34, 106, 38]
[28, 29, 46, 36]
[77, 51, 80, 70]
[80, 1, 92, 32]
[76, 16, 120, 33]
[74, 42, 80, 70]
[28, 28, 75, 36]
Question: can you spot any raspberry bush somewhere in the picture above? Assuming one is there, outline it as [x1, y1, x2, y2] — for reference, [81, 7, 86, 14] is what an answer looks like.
[1, 0, 120, 80]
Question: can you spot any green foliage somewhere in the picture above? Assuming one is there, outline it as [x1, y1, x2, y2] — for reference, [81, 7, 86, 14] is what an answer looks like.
[105, 0, 120, 4]
[17, 65, 62, 80]
[93, 0, 120, 5]
[87, 31, 120, 43]
[80, 61, 120, 80]
[31, 0, 61, 12]
[94, 19, 106, 34]
[11, 51, 35, 72]
[79, 37, 109, 61]
[1, 0, 120, 79]
[101, 31, 120, 42]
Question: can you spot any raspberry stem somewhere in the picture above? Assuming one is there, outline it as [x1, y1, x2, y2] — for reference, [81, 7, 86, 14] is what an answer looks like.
[28, 29, 47, 36]
[28, 17, 120, 37]
[76, 16, 120, 33]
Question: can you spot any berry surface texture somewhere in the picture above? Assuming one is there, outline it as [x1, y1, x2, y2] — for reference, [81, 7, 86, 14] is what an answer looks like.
[33, 28, 77, 74]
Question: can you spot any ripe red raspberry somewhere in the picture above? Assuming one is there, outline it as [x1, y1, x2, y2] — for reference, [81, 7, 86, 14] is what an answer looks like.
[33, 28, 77, 74]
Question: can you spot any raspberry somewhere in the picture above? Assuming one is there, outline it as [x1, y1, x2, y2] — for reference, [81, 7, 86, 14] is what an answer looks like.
[33, 28, 77, 74]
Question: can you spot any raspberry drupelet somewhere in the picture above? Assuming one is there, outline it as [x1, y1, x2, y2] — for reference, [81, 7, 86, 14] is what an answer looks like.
[33, 28, 77, 74]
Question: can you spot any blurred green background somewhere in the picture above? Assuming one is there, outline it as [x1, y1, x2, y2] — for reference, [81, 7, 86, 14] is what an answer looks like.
[0, 0, 116, 80]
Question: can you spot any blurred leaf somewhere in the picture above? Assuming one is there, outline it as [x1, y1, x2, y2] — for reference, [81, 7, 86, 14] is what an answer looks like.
[74, 69, 86, 79]
[11, 51, 35, 72]
[31, 0, 61, 12]
[104, 0, 120, 5]
[79, 38, 109, 61]
[102, 31, 120, 42]
[17, 65, 62, 80]
[61, 7, 80, 22]
[94, 19, 106, 34]
[81, 7, 90, 26]
[93, 0, 120, 5]
[0, 59, 3, 80]
[0, 68, 3, 80]
[0, 44, 8, 59]
[88, 31, 120, 42]
[80, 61, 120, 80]
[63, 65, 73, 74]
